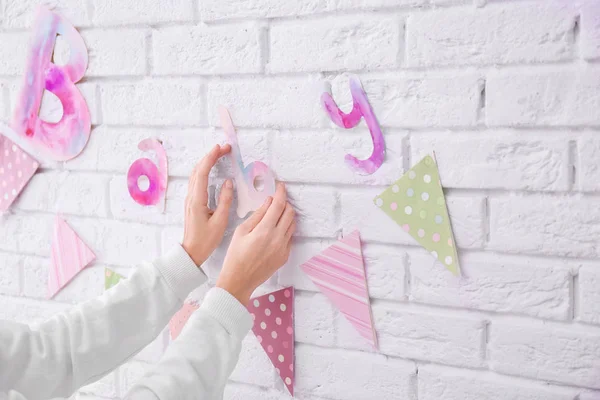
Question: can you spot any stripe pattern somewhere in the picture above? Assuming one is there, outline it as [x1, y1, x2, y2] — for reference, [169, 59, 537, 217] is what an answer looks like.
[301, 230, 377, 348]
[48, 217, 96, 298]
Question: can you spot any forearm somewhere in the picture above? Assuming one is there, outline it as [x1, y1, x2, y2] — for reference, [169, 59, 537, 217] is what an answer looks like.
[0, 245, 206, 400]
[126, 288, 253, 400]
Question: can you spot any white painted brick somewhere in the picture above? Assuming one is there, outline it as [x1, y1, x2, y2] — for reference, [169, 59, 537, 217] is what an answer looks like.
[0, 295, 69, 324]
[407, 3, 576, 67]
[489, 195, 600, 258]
[363, 243, 406, 301]
[419, 364, 578, 400]
[200, 0, 426, 21]
[65, 126, 215, 177]
[295, 345, 416, 400]
[579, 266, 600, 325]
[295, 291, 335, 346]
[119, 361, 151, 396]
[489, 320, 600, 388]
[68, 218, 160, 267]
[207, 77, 324, 128]
[0, 32, 28, 76]
[582, 2, 600, 61]
[79, 29, 147, 77]
[411, 133, 570, 191]
[80, 372, 118, 399]
[92, 0, 194, 25]
[230, 334, 275, 387]
[223, 384, 277, 400]
[331, 73, 482, 128]
[581, 391, 600, 400]
[153, 24, 262, 75]
[0, 252, 22, 295]
[109, 176, 186, 225]
[3, 0, 90, 29]
[341, 188, 485, 248]
[269, 16, 400, 73]
[0, 214, 53, 256]
[23, 257, 104, 304]
[101, 80, 205, 126]
[486, 68, 600, 127]
[337, 303, 486, 367]
[577, 135, 600, 192]
[0, 82, 8, 122]
[272, 130, 405, 185]
[287, 184, 337, 238]
[15, 171, 109, 217]
[410, 252, 572, 320]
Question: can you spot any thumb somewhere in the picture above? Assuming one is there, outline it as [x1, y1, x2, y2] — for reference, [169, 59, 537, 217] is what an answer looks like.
[212, 179, 234, 230]
[240, 196, 272, 233]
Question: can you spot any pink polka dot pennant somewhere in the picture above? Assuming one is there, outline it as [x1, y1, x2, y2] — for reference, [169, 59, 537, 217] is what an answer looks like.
[247, 287, 294, 396]
[169, 302, 200, 341]
[0, 135, 39, 213]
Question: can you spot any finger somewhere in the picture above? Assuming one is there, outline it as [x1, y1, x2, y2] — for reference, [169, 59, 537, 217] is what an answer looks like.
[259, 183, 287, 227]
[192, 144, 232, 206]
[277, 202, 295, 232]
[285, 220, 296, 242]
[211, 179, 234, 231]
[240, 197, 272, 233]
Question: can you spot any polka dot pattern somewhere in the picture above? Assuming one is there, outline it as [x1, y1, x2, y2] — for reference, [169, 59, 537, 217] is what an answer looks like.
[372, 155, 459, 275]
[247, 287, 295, 395]
[0, 136, 39, 213]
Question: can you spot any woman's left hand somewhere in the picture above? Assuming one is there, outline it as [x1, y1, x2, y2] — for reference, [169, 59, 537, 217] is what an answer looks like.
[182, 144, 234, 267]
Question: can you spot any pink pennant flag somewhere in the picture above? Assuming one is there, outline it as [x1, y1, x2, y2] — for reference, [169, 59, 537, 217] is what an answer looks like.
[48, 217, 96, 298]
[0, 135, 39, 213]
[169, 302, 199, 340]
[300, 230, 377, 348]
[247, 287, 295, 396]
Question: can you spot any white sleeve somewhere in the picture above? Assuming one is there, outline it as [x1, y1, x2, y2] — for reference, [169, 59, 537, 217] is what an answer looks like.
[125, 287, 253, 400]
[0, 245, 206, 400]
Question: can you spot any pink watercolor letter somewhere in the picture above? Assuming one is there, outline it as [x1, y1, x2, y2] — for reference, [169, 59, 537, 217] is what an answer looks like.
[12, 6, 90, 161]
[321, 75, 386, 175]
[127, 138, 168, 211]
[219, 106, 276, 218]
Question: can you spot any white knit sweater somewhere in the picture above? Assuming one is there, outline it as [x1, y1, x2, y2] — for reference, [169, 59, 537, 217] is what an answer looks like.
[0, 245, 253, 400]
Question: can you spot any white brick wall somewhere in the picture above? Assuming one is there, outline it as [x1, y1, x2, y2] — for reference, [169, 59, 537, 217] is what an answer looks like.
[1, 0, 599, 399]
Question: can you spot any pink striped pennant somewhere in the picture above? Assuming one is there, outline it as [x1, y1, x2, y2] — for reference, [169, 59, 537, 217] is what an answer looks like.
[169, 302, 200, 340]
[300, 230, 377, 348]
[48, 217, 95, 298]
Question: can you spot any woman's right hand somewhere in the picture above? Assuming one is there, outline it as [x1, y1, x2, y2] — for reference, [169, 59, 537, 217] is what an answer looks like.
[216, 183, 296, 306]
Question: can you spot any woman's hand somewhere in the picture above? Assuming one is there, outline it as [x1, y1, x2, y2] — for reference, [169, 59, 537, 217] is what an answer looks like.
[182, 144, 234, 267]
[216, 183, 296, 306]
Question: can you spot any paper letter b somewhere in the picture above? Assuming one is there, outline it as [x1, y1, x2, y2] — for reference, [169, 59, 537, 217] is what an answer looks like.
[12, 6, 90, 162]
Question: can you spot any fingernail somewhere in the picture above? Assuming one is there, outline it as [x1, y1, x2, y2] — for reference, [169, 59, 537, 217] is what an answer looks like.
[225, 179, 233, 189]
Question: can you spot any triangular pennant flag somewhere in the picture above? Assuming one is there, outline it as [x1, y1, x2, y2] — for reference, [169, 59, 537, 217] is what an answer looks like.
[169, 302, 199, 340]
[104, 268, 125, 290]
[374, 154, 460, 275]
[0, 134, 39, 213]
[247, 287, 295, 396]
[48, 217, 96, 298]
[300, 231, 377, 348]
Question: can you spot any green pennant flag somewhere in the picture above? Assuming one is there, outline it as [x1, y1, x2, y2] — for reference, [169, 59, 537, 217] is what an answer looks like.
[374, 154, 460, 275]
[105, 268, 125, 290]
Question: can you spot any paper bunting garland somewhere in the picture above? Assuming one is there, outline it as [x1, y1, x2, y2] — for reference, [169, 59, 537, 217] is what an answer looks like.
[374, 154, 460, 275]
[0, 134, 39, 213]
[104, 268, 125, 290]
[169, 302, 200, 341]
[247, 287, 295, 396]
[301, 231, 377, 348]
[48, 217, 96, 298]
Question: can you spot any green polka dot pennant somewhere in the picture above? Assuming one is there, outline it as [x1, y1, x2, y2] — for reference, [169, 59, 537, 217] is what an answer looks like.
[105, 268, 125, 290]
[374, 155, 460, 275]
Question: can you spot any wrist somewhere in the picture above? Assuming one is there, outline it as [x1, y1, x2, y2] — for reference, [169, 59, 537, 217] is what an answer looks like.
[215, 278, 252, 307]
[181, 242, 206, 268]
